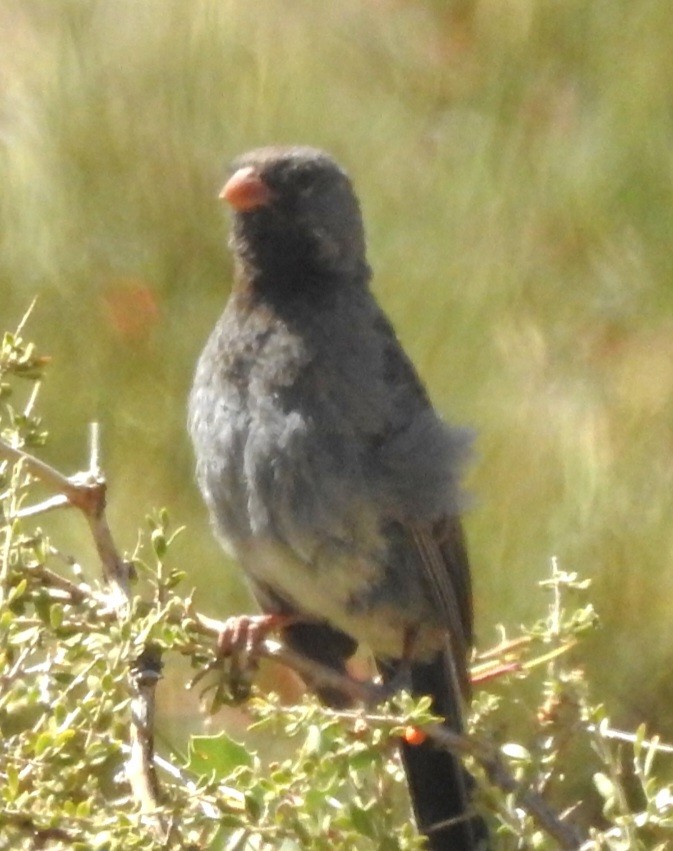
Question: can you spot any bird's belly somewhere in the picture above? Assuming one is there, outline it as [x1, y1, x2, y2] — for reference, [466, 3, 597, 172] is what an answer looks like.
[191, 385, 446, 661]
[237, 538, 444, 661]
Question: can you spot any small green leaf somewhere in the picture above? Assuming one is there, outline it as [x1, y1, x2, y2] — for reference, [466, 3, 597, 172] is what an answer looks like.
[6, 764, 19, 799]
[165, 569, 187, 589]
[224, 828, 252, 851]
[7, 578, 27, 604]
[244, 790, 262, 821]
[644, 735, 661, 779]
[593, 771, 616, 802]
[302, 724, 322, 755]
[633, 723, 646, 760]
[34, 731, 53, 756]
[501, 743, 531, 762]
[49, 603, 64, 630]
[91, 830, 113, 849]
[76, 799, 92, 818]
[54, 728, 77, 749]
[10, 625, 40, 646]
[349, 803, 375, 837]
[187, 732, 252, 778]
[151, 528, 167, 558]
[350, 747, 379, 772]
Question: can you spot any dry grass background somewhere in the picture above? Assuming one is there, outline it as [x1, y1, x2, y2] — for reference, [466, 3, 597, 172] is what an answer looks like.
[2, 0, 673, 738]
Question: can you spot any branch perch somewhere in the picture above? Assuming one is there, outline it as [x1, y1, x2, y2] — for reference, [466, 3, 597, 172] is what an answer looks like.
[0, 435, 586, 849]
[0, 433, 164, 834]
[189, 612, 585, 850]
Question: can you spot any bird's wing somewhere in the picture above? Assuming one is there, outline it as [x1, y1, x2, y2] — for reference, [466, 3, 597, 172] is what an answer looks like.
[409, 516, 473, 698]
[366, 311, 474, 692]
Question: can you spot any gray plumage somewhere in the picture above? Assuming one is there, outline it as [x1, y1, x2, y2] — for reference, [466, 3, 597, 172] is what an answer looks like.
[188, 146, 485, 851]
[189, 239, 473, 660]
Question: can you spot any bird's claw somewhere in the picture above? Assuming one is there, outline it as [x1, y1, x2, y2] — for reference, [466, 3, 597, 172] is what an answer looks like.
[217, 613, 286, 659]
[214, 613, 288, 704]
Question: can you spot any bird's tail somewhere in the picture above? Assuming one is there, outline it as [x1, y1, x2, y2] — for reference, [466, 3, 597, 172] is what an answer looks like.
[382, 650, 488, 851]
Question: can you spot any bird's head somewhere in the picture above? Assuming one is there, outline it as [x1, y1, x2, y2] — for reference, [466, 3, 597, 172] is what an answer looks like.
[221, 146, 369, 287]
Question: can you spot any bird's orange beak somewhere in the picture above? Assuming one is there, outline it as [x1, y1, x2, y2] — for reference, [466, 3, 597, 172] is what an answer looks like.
[219, 166, 274, 211]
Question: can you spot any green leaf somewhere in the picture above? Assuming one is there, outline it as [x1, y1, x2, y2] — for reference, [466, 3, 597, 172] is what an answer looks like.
[34, 731, 53, 756]
[349, 747, 379, 772]
[151, 528, 167, 558]
[644, 735, 661, 779]
[501, 743, 531, 762]
[187, 732, 253, 779]
[6, 764, 19, 799]
[76, 799, 92, 818]
[633, 723, 646, 761]
[10, 625, 40, 646]
[244, 790, 262, 821]
[49, 603, 64, 630]
[165, 569, 187, 589]
[7, 578, 27, 604]
[54, 728, 77, 749]
[224, 828, 252, 851]
[349, 803, 375, 837]
[593, 771, 616, 802]
[302, 724, 322, 755]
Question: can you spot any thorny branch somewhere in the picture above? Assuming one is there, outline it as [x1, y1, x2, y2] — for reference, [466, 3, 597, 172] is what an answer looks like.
[191, 615, 586, 850]
[1, 812, 79, 846]
[0, 437, 589, 850]
[0, 432, 164, 835]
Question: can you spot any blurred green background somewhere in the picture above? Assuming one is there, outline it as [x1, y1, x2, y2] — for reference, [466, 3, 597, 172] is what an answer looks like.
[2, 0, 673, 738]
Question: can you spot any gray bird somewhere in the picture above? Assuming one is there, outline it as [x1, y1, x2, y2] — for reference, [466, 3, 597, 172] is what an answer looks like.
[189, 146, 486, 850]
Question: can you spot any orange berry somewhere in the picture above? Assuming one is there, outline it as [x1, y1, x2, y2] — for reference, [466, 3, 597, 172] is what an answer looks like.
[403, 726, 427, 746]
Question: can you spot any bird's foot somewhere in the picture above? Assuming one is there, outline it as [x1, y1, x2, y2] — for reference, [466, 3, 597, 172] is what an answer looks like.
[217, 612, 289, 659]
[215, 613, 291, 702]
[188, 613, 291, 708]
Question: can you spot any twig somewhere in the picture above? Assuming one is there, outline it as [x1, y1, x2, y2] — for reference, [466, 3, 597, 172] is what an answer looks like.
[154, 754, 243, 817]
[0, 437, 591, 849]
[12, 493, 71, 518]
[588, 724, 673, 756]
[428, 725, 584, 849]
[14, 296, 38, 337]
[0, 432, 165, 836]
[0, 811, 79, 846]
[188, 611, 584, 849]
[25, 563, 91, 604]
[474, 634, 532, 661]
[128, 646, 163, 813]
[0, 439, 83, 506]
[189, 610, 384, 705]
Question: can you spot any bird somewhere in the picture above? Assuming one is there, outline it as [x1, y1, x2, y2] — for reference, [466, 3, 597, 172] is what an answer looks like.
[188, 145, 486, 851]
